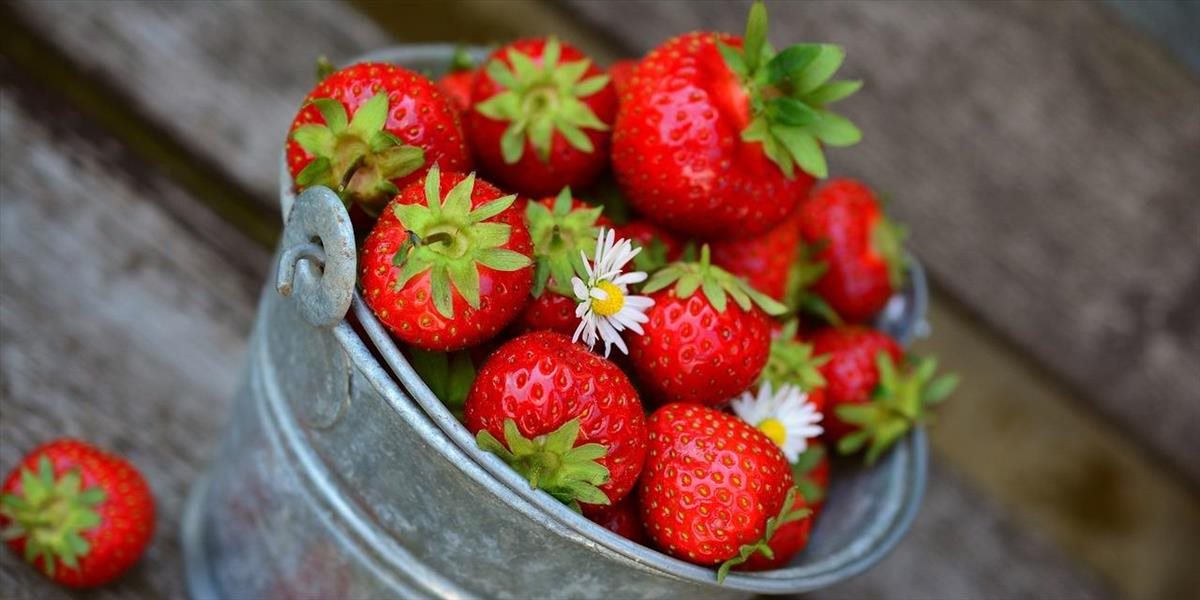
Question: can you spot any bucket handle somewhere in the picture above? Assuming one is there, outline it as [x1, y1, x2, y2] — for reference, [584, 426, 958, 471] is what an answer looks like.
[275, 186, 357, 328]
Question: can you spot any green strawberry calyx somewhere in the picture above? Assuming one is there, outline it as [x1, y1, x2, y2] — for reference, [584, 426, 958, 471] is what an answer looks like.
[791, 444, 827, 505]
[715, 486, 811, 582]
[718, 0, 862, 179]
[642, 245, 788, 316]
[476, 417, 611, 512]
[631, 237, 672, 274]
[783, 239, 844, 326]
[291, 90, 426, 215]
[0, 456, 106, 577]
[871, 214, 908, 290]
[390, 165, 532, 319]
[475, 36, 612, 164]
[836, 352, 959, 464]
[448, 45, 475, 72]
[760, 320, 830, 390]
[526, 187, 603, 297]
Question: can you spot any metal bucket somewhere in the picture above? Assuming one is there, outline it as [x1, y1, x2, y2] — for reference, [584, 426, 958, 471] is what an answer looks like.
[182, 45, 929, 600]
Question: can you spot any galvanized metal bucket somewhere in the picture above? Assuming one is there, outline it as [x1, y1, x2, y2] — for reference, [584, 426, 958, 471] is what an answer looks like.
[182, 45, 929, 599]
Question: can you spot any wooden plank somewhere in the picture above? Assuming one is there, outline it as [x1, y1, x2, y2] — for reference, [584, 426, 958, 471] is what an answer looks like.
[5, 0, 392, 206]
[814, 463, 1110, 600]
[919, 298, 1200, 599]
[0, 72, 1110, 600]
[0, 77, 267, 598]
[559, 0, 1200, 485]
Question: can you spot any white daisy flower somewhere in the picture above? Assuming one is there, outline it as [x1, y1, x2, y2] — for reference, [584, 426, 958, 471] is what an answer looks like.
[730, 382, 824, 463]
[570, 228, 654, 357]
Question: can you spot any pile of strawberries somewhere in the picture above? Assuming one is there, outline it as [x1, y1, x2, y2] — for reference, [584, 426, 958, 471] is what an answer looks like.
[0, 3, 959, 589]
[286, 1, 957, 580]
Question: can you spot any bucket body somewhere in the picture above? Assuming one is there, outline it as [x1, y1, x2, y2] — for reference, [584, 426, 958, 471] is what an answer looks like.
[183, 45, 929, 600]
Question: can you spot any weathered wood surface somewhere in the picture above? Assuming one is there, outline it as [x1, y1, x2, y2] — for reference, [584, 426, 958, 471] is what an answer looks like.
[0, 73, 267, 597]
[5, 0, 392, 207]
[561, 0, 1200, 486]
[919, 299, 1200, 599]
[0, 53, 1112, 600]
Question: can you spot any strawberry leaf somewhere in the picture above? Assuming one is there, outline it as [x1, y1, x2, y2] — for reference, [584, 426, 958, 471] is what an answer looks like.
[741, 0, 769, 74]
[347, 91, 389, 137]
[793, 45, 845, 94]
[766, 44, 821, 84]
[310, 98, 348, 132]
[716, 40, 749, 79]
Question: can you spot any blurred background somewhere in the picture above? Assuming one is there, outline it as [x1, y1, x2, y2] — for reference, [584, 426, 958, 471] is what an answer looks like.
[1, 1, 1197, 598]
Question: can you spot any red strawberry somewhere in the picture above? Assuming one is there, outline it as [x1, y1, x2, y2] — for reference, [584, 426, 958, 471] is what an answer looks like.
[810, 326, 957, 463]
[614, 220, 684, 274]
[512, 188, 608, 336]
[736, 445, 833, 572]
[629, 247, 785, 406]
[639, 404, 807, 579]
[512, 292, 581, 337]
[710, 208, 804, 300]
[465, 331, 648, 509]
[583, 494, 646, 544]
[612, 2, 861, 239]
[809, 326, 901, 440]
[798, 178, 906, 322]
[437, 47, 476, 114]
[608, 59, 638, 96]
[360, 166, 533, 351]
[287, 62, 471, 216]
[1, 439, 154, 588]
[468, 37, 617, 197]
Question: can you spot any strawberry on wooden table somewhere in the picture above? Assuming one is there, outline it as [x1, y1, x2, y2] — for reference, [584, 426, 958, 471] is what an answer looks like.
[512, 188, 607, 336]
[1, 439, 154, 588]
[638, 404, 807, 579]
[612, 1, 861, 239]
[468, 37, 617, 197]
[629, 246, 785, 406]
[810, 326, 958, 463]
[287, 62, 471, 216]
[466, 331, 648, 509]
[360, 166, 533, 351]
[798, 178, 907, 322]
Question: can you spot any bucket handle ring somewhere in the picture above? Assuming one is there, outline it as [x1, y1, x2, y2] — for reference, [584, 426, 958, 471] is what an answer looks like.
[275, 186, 357, 328]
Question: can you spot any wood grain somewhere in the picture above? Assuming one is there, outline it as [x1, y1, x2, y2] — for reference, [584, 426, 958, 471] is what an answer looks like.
[5, 0, 392, 206]
[560, 0, 1200, 485]
[0, 71, 1109, 600]
[0, 77, 266, 599]
[813, 463, 1109, 600]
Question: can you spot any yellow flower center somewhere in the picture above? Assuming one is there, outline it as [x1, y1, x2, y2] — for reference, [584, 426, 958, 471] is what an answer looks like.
[757, 418, 788, 448]
[590, 281, 625, 317]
